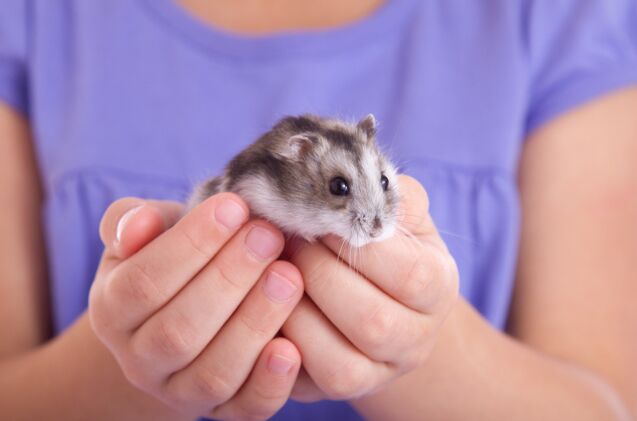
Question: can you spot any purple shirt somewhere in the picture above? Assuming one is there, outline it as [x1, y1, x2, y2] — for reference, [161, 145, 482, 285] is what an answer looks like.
[1, 1, 636, 419]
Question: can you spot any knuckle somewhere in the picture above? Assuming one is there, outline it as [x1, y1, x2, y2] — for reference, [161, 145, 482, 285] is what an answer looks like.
[404, 253, 435, 288]
[398, 257, 431, 299]
[359, 304, 396, 350]
[400, 348, 429, 372]
[87, 290, 109, 335]
[144, 317, 194, 360]
[107, 260, 162, 309]
[212, 262, 244, 292]
[120, 359, 152, 392]
[191, 368, 235, 403]
[87, 307, 114, 342]
[238, 312, 271, 341]
[324, 359, 369, 400]
[175, 223, 217, 259]
[424, 249, 459, 313]
[399, 247, 458, 310]
[302, 256, 331, 293]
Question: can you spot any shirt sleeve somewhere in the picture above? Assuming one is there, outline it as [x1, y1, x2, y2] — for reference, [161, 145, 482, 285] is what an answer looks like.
[524, 0, 637, 134]
[0, 0, 29, 116]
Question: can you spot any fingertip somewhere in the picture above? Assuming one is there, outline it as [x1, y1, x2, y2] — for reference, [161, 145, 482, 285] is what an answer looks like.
[267, 260, 304, 289]
[99, 198, 145, 250]
[216, 191, 249, 213]
[264, 338, 302, 377]
[195, 192, 250, 231]
[398, 174, 429, 210]
[209, 337, 300, 421]
[396, 175, 434, 236]
[115, 205, 166, 258]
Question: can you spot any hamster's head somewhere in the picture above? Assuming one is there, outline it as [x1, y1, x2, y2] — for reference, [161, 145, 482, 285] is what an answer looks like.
[273, 114, 400, 247]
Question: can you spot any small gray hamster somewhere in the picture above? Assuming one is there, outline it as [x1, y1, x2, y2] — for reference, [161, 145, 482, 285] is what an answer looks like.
[188, 114, 399, 247]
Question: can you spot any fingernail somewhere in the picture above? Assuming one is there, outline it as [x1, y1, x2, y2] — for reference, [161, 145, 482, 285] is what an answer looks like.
[246, 226, 281, 259]
[215, 199, 248, 230]
[115, 205, 144, 246]
[267, 354, 295, 375]
[263, 271, 298, 303]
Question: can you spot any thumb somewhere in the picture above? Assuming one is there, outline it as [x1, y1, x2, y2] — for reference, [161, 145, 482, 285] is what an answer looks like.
[397, 174, 432, 237]
[99, 197, 184, 262]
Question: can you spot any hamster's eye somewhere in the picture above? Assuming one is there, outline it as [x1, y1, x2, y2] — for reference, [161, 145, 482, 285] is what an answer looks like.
[329, 177, 350, 196]
[381, 174, 389, 191]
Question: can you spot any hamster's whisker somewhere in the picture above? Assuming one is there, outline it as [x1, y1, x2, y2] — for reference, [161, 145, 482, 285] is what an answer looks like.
[346, 238, 354, 272]
[396, 226, 420, 258]
[369, 243, 382, 268]
[336, 237, 347, 266]
[335, 237, 350, 282]
[324, 237, 344, 285]
[394, 211, 476, 244]
[435, 229, 476, 244]
[351, 243, 357, 273]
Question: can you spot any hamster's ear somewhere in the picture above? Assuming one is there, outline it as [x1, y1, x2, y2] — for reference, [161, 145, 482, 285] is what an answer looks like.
[357, 114, 377, 140]
[276, 133, 325, 161]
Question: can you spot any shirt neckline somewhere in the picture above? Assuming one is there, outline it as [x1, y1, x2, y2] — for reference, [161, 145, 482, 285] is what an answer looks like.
[140, 0, 417, 60]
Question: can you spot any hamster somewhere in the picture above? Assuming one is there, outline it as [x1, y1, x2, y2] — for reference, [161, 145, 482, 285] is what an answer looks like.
[188, 114, 399, 247]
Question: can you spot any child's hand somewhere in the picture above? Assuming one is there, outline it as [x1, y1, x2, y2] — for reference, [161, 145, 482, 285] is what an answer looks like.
[282, 175, 459, 401]
[88, 193, 304, 420]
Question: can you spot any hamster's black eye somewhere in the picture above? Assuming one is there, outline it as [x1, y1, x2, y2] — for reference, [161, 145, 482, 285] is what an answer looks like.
[380, 174, 389, 191]
[329, 177, 350, 196]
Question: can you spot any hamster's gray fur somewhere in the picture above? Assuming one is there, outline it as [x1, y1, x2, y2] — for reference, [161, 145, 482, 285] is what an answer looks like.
[188, 114, 399, 247]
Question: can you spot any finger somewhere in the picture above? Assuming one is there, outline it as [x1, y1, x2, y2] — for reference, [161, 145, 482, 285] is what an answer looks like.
[128, 224, 288, 379]
[321, 233, 458, 314]
[99, 197, 183, 259]
[290, 241, 428, 363]
[282, 297, 391, 400]
[97, 193, 250, 330]
[164, 261, 303, 409]
[91, 199, 185, 326]
[210, 338, 301, 421]
[290, 368, 325, 403]
[395, 175, 438, 239]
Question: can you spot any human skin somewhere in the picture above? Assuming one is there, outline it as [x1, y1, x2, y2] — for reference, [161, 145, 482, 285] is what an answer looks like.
[1, 1, 637, 420]
[2, 88, 636, 421]
[88, 194, 307, 420]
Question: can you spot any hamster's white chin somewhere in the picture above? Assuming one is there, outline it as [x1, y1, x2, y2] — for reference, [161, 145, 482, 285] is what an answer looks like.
[347, 223, 396, 248]
[372, 223, 396, 243]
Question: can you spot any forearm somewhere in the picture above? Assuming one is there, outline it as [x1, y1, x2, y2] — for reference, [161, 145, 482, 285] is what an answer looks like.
[352, 298, 631, 421]
[0, 313, 192, 421]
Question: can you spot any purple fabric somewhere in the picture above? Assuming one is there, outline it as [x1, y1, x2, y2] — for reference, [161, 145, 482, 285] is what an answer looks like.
[1, 1, 636, 419]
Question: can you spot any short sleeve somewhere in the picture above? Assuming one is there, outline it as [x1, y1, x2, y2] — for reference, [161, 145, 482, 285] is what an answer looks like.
[524, 0, 637, 133]
[0, 0, 29, 116]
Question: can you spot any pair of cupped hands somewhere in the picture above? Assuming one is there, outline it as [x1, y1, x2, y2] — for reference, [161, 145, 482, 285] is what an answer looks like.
[88, 175, 459, 421]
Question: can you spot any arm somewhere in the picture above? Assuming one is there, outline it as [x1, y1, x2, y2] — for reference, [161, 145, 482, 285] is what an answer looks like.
[351, 88, 637, 420]
[0, 103, 49, 357]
